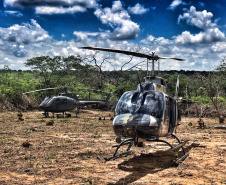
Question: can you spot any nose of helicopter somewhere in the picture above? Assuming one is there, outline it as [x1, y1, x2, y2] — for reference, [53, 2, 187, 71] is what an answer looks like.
[113, 113, 159, 127]
[39, 96, 53, 110]
[38, 104, 45, 110]
[39, 102, 49, 110]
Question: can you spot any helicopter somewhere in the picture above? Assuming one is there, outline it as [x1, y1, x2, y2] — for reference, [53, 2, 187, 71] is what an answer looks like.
[80, 46, 189, 165]
[23, 86, 112, 118]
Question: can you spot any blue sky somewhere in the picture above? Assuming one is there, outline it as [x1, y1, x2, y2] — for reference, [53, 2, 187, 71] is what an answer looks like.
[0, 0, 226, 71]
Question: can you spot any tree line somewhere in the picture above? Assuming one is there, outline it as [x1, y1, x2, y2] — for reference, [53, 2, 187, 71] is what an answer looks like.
[0, 55, 225, 118]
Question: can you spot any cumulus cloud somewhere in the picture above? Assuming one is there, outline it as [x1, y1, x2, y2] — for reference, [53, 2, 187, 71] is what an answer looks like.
[128, 3, 149, 15]
[168, 0, 187, 10]
[178, 6, 216, 29]
[4, 0, 98, 8]
[1, 4, 225, 71]
[35, 5, 86, 14]
[141, 35, 171, 45]
[175, 6, 225, 44]
[140, 33, 224, 70]
[12, 44, 28, 57]
[73, 31, 98, 42]
[0, 19, 52, 69]
[140, 6, 226, 70]
[174, 28, 225, 44]
[211, 42, 226, 53]
[4, 0, 98, 14]
[0, 19, 51, 45]
[0, 19, 142, 70]
[94, 1, 140, 40]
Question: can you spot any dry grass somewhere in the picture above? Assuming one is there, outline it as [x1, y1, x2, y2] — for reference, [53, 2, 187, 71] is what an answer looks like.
[0, 110, 225, 184]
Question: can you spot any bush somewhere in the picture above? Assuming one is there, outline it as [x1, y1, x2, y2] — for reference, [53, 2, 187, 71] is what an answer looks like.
[191, 96, 211, 104]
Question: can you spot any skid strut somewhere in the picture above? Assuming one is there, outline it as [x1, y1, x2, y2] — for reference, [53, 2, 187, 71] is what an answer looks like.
[104, 138, 134, 161]
[171, 134, 189, 164]
[105, 135, 189, 164]
[147, 134, 189, 164]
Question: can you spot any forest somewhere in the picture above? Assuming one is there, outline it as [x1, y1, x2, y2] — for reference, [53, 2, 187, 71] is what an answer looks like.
[0, 55, 225, 119]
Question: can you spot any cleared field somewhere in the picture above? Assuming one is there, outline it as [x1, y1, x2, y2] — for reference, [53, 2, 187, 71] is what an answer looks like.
[0, 110, 225, 184]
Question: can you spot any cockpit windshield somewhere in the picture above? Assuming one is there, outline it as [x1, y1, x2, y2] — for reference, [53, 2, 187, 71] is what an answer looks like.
[115, 91, 164, 118]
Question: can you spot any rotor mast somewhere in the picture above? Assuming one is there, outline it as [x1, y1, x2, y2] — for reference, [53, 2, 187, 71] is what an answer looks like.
[152, 59, 154, 75]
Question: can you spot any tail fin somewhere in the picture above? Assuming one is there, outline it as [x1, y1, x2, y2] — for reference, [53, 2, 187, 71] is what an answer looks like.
[106, 90, 112, 101]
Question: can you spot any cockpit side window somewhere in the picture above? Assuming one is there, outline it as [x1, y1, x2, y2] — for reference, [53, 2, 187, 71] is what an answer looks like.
[137, 83, 154, 91]
[115, 91, 138, 116]
[138, 91, 164, 118]
[143, 84, 154, 91]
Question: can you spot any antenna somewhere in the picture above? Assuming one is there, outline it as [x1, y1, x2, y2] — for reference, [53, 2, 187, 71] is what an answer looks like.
[152, 59, 154, 75]
[136, 71, 143, 92]
[151, 52, 155, 75]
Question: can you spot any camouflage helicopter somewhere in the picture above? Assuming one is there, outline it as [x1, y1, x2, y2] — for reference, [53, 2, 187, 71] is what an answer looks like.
[23, 86, 111, 118]
[81, 46, 189, 165]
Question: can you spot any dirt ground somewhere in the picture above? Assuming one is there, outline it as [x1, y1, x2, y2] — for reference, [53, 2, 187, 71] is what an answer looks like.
[0, 110, 225, 185]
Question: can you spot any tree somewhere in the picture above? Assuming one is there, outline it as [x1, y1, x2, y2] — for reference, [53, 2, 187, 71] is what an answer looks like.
[25, 55, 82, 87]
[216, 56, 226, 97]
[81, 46, 146, 87]
[197, 56, 226, 123]
[197, 87, 206, 97]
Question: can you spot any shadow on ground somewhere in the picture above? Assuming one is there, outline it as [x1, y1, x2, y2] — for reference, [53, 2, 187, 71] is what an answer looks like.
[109, 145, 193, 185]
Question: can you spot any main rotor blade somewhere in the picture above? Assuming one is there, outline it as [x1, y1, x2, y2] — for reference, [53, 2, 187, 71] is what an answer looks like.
[23, 88, 55, 94]
[80, 46, 185, 61]
[23, 86, 72, 94]
[80, 46, 153, 59]
[74, 87, 112, 93]
[158, 57, 185, 61]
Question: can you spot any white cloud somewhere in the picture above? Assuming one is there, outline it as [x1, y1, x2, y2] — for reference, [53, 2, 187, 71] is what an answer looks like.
[174, 28, 225, 44]
[1, 5, 225, 71]
[128, 3, 149, 15]
[211, 42, 226, 53]
[175, 6, 225, 44]
[112, 0, 123, 13]
[141, 28, 225, 70]
[0, 19, 52, 69]
[141, 35, 171, 45]
[4, 0, 98, 8]
[168, 0, 187, 10]
[73, 31, 99, 42]
[178, 6, 216, 29]
[94, 1, 140, 40]
[35, 5, 86, 14]
[4, 0, 99, 14]
[4, 10, 23, 17]
[0, 19, 51, 45]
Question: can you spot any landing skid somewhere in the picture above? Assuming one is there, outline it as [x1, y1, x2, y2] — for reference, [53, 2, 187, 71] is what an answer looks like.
[104, 138, 134, 161]
[42, 112, 71, 118]
[43, 112, 49, 118]
[104, 134, 189, 165]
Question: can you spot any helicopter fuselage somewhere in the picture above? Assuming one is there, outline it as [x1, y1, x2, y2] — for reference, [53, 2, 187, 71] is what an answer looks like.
[80, 46, 188, 163]
[39, 93, 78, 112]
[113, 78, 179, 140]
[38, 92, 109, 113]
